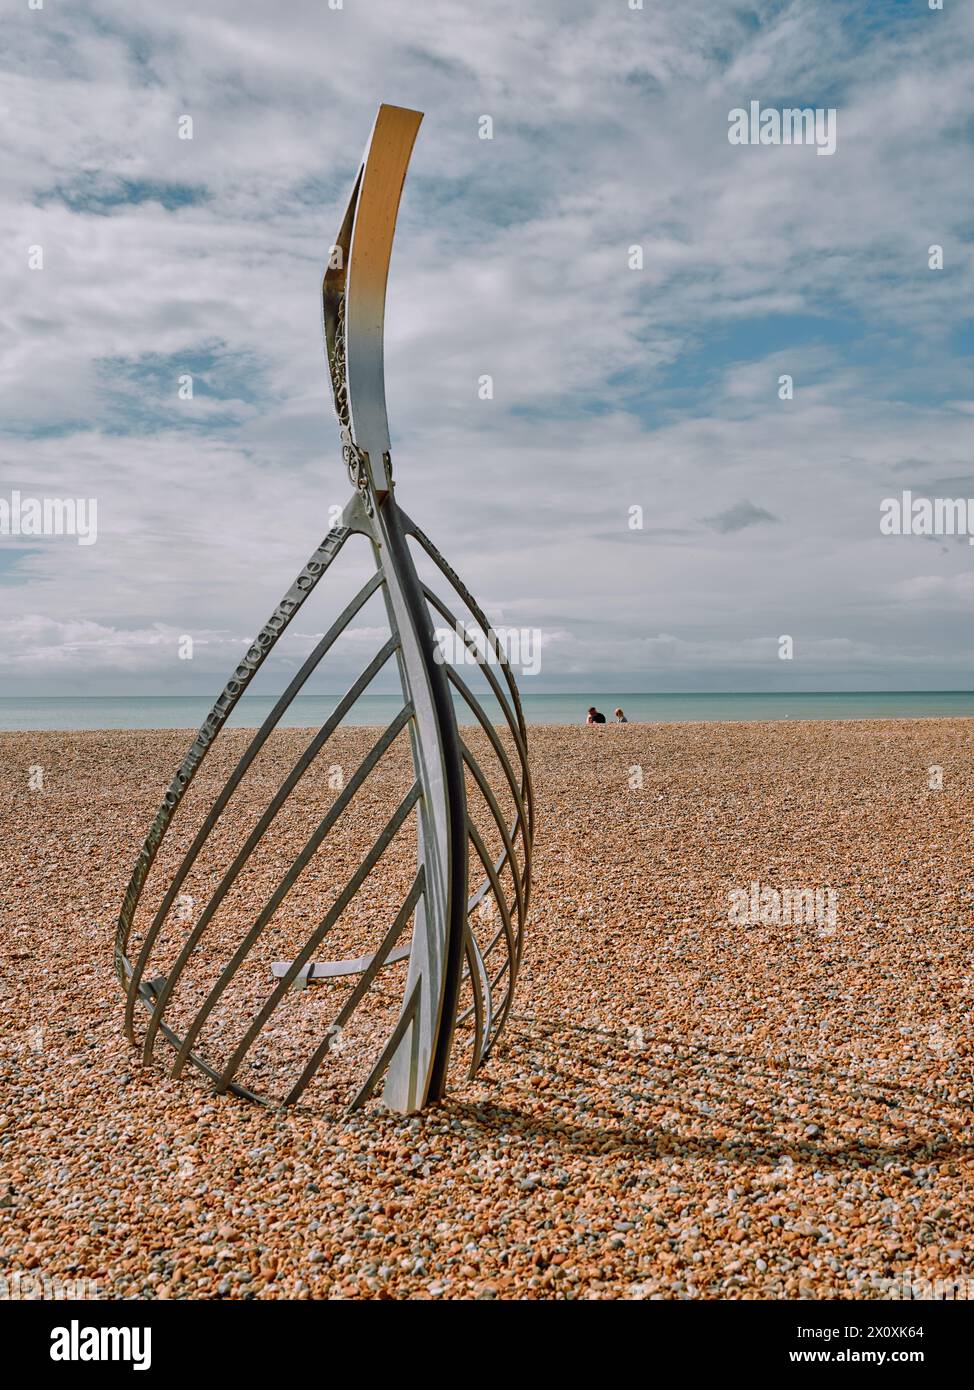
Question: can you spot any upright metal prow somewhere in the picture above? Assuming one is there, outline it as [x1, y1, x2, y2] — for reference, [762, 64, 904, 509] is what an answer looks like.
[325, 104, 422, 476]
[324, 106, 468, 1110]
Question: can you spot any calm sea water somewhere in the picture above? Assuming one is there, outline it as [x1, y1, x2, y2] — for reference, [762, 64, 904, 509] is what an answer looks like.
[0, 692, 971, 731]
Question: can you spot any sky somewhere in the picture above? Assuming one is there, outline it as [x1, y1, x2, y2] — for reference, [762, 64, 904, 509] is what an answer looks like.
[1, 0, 972, 696]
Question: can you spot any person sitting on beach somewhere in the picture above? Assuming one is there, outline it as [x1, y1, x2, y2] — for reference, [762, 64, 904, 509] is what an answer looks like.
[586, 707, 606, 725]
[614, 708, 628, 723]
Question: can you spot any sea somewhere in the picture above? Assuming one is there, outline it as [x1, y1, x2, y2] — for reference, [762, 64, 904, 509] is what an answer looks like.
[0, 692, 971, 731]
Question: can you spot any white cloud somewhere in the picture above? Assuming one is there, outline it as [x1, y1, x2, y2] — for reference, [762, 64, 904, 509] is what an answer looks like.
[1, 0, 972, 692]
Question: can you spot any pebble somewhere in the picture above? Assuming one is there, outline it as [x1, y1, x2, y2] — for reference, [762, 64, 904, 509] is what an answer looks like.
[1, 722, 972, 1300]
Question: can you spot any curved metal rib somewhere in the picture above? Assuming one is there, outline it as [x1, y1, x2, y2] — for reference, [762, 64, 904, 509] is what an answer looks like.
[128, 569, 384, 1041]
[283, 868, 427, 1106]
[404, 511, 535, 845]
[406, 516, 535, 949]
[467, 818, 518, 1044]
[446, 665, 525, 827]
[461, 741, 526, 940]
[349, 978, 422, 1113]
[214, 782, 422, 1094]
[117, 515, 361, 1032]
[462, 921, 491, 1076]
[168, 708, 414, 1078]
[141, 645, 402, 1064]
[421, 583, 530, 782]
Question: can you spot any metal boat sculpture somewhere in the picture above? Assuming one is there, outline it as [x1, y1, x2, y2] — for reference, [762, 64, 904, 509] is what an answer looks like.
[114, 105, 534, 1113]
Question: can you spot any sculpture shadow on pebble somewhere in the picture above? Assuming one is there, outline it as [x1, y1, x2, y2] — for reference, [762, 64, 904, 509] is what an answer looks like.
[113, 105, 534, 1113]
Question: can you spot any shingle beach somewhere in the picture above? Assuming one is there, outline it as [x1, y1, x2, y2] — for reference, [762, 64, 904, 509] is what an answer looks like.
[2, 720, 972, 1300]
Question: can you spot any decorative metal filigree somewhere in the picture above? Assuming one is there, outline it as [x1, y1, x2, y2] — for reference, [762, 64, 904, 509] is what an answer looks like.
[330, 292, 350, 428]
[113, 104, 534, 1113]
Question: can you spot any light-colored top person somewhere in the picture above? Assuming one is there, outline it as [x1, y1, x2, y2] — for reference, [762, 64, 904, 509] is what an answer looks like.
[614, 708, 628, 723]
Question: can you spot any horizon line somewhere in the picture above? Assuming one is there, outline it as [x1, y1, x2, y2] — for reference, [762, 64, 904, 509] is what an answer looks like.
[3, 690, 973, 700]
